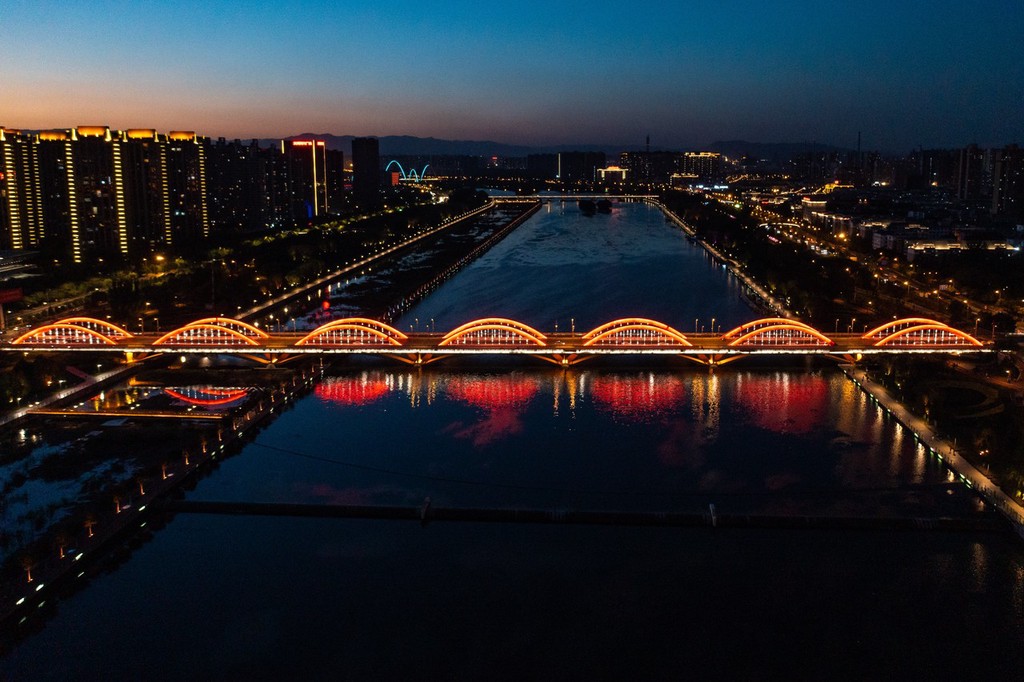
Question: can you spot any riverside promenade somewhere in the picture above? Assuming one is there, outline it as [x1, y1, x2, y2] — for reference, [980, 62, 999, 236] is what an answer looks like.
[841, 364, 1024, 539]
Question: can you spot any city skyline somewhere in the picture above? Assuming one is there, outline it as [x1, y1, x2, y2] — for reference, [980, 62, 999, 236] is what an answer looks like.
[3, 1, 1023, 152]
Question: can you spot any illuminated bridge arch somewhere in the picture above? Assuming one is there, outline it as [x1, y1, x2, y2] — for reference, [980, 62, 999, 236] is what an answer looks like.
[12, 322, 121, 346]
[863, 318, 951, 341]
[722, 318, 818, 340]
[582, 318, 692, 347]
[297, 318, 408, 347]
[184, 317, 268, 340]
[154, 322, 261, 347]
[51, 317, 132, 340]
[724, 318, 833, 347]
[385, 160, 430, 181]
[440, 318, 547, 347]
[164, 387, 250, 407]
[873, 324, 982, 348]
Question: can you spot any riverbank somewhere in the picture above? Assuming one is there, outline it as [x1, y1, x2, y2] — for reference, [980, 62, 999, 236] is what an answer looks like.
[0, 363, 321, 642]
[654, 200, 788, 317]
[239, 200, 499, 324]
[654, 198, 1024, 539]
[840, 364, 1024, 538]
[0, 201, 547, 639]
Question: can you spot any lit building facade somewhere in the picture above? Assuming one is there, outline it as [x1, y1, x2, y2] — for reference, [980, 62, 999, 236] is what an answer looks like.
[0, 128, 45, 251]
[282, 139, 329, 221]
[2, 126, 211, 265]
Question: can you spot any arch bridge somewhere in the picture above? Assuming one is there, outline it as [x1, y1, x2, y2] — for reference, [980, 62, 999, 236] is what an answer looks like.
[5, 315, 989, 367]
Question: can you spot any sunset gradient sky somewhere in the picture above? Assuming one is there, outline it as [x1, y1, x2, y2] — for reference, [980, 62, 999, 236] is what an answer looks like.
[2, 0, 1022, 151]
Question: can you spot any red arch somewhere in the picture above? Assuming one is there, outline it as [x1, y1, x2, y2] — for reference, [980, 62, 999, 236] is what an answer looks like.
[727, 324, 834, 347]
[441, 318, 547, 347]
[722, 317, 819, 340]
[164, 387, 249, 406]
[297, 318, 407, 346]
[12, 323, 120, 346]
[863, 317, 952, 340]
[873, 324, 983, 348]
[153, 323, 261, 346]
[49, 317, 133, 339]
[583, 318, 692, 347]
[444, 318, 547, 341]
[185, 317, 269, 339]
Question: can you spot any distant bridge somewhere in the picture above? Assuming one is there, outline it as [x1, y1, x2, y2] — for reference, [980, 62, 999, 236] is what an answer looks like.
[6, 316, 990, 367]
[531, 195, 658, 201]
[385, 160, 430, 181]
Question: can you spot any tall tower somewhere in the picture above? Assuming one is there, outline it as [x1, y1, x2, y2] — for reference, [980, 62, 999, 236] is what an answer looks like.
[351, 137, 380, 205]
[992, 144, 1024, 221]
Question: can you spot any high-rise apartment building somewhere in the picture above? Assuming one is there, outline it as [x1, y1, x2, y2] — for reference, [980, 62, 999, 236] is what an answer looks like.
[282, 139, 329, 221]
[0, 128, 45, 251]
[1, 126, 212, 265]
[956, 144, 993, 202]
[992, 144, 1024, 222]
[351, 137, 380, 203]
[557, 151, 606, 183]
[681, 152, 723, 181]
[163, 131, 210, 251]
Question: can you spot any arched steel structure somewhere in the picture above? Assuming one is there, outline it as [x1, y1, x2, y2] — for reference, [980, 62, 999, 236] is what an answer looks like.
[863, 317, 982, 348]
[385, 160, 430, 181]
[872, 324, 983, 348]
[721, 318, 818, 340]
[12, 322, 121, 346]
[6, 314, 991, 365]
[297, 318, 408, 347]
[862, 318, 948, 340]
[724, 319, 834, 347]
[12, 317, 133, 346]
[440, 318, 547, 347]
[154, 323, 262, 347]
[182, 317, 268, 339]
[582, 318, 692, 347]
[49, 317, 133, 339]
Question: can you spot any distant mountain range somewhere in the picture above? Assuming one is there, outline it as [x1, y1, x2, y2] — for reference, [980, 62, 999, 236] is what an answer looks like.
[260, 133, 852, 159]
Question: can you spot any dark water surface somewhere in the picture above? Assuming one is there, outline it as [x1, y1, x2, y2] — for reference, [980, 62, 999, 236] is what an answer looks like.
[3, 202, 1023, 679]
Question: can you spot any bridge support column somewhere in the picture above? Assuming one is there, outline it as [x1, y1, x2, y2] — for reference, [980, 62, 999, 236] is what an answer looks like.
[393, 352, 445, 366]
[537, 353, 590, 368]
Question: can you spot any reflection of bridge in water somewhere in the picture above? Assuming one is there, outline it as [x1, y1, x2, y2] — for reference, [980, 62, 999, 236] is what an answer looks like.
[29, 385, 252, 420]
[9, 315, 990, 367]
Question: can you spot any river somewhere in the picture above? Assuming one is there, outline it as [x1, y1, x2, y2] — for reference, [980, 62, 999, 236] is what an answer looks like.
[2, 201, 1023, 679]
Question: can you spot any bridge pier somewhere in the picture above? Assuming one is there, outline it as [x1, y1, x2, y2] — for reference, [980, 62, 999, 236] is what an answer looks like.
[393, 352, 445, 366]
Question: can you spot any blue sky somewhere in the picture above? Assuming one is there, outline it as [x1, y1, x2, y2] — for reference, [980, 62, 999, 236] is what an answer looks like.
[2, 0, 1022, 150]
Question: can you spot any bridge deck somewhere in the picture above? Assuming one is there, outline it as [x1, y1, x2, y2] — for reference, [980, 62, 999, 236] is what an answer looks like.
[3, 332, 992, 355]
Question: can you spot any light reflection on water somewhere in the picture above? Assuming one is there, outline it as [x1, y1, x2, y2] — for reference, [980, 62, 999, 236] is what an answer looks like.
[193, 366, 968, 517]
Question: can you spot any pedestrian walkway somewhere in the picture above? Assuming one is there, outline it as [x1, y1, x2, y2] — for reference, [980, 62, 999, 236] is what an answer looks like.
[841, 365, 1024, 539]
